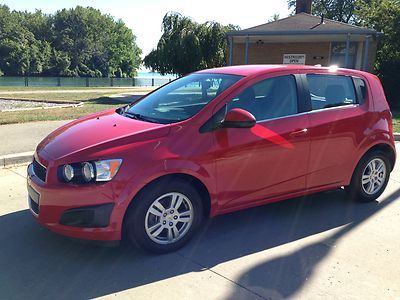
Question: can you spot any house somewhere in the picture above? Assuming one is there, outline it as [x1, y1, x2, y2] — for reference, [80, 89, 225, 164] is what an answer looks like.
[226, 0, 380, 71]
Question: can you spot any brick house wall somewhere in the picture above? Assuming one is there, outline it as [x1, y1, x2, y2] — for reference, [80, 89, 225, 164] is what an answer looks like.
[231, 42, 331, 66]
[229, 40, 377, 71]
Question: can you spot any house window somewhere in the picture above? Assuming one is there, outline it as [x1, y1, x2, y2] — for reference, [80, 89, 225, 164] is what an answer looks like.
[330, 42, 357, 68]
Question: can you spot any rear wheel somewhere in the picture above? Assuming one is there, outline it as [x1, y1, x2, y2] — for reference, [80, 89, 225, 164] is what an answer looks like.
[346, 151, 390, 202]
[125, 180, 203, 253]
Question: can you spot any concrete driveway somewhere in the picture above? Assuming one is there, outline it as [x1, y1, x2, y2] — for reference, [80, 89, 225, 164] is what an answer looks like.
[1, 147, 400, 299]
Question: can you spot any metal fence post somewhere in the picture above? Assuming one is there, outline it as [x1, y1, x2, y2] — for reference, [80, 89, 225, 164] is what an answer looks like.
[57, 77, 61, 87]
[86, 78, 89, 87]
[111, 77, 114, 87]
[132, 77, 135, 86]
[151, 78, 154, 86]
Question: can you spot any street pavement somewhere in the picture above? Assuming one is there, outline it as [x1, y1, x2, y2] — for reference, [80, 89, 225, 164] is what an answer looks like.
[0, 120, 69, 156]
[0, 145, 399, 299]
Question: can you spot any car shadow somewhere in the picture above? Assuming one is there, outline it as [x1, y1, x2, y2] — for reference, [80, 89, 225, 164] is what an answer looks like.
[0, 187, 398, 299]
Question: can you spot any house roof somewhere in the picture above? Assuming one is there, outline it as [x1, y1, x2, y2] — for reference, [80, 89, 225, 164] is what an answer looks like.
[227, 13, 378, 36]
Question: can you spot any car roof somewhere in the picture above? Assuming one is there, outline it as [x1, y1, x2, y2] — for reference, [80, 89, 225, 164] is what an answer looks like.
[196, 64, 371, 78]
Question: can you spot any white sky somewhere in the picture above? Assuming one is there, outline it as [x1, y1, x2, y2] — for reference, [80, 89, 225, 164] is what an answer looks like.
[2, 0, 290, 60]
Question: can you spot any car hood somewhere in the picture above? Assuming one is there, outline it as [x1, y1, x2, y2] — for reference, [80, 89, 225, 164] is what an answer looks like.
[36, 109, 170, 161]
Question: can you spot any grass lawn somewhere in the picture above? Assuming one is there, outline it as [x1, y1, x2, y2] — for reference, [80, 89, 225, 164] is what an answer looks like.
[392, 111, 400, 133]
[0, 92, 129, 102]
[0, 87, 154, 102]
[0, 87, 154, 125]
[0, 86, 154, 92]
[0, 98, 124, 125]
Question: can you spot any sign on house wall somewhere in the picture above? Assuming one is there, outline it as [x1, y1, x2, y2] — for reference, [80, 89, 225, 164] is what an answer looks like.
[283, 54, 306, 65]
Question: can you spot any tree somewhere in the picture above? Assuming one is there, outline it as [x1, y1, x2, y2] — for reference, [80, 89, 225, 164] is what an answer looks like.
[0, 5, 141, 77]
[144, 12, 238, 76]
[287, 0, 358, 23]
[51, 6, 141, 77]
[356, 0, 400, 108]
[268, 14, 280, 22]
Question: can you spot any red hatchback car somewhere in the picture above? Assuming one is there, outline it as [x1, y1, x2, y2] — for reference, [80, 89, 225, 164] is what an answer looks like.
[27, 65, 396, 253]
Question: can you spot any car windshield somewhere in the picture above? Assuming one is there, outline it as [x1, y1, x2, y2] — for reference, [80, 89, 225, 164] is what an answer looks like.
[124, 73, 243, 123]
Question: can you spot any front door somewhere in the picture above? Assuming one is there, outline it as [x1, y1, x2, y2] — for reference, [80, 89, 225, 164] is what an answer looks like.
[214, 74, 310, 210]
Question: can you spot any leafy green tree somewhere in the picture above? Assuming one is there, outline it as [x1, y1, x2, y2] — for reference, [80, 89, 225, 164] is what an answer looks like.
[287, 0, 358, 23]
[0, 5, 141, 77]
[144, 12, 238, 76]
[268, 14, 281, 22]
[356, 0, 400, 108]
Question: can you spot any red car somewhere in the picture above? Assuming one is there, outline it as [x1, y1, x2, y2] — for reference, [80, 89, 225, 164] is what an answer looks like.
[27, 65, 396, 253]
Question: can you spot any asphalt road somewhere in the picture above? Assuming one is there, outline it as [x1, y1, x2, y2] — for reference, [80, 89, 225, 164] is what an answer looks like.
[0, 120, 69, 156]
[0, 145, 400, 299]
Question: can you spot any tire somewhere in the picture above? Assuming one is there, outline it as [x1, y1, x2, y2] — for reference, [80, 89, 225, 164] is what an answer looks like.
[346, 150, 391, 202]
[125, 179, 204, 253]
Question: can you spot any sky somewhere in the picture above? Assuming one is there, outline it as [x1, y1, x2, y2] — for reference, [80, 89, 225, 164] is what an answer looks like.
[1, 0, 290, 57]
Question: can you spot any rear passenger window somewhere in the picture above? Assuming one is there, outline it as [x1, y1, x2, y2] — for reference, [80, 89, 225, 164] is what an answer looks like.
[353, 77, 367, 104]
[307, 74, 357, 110]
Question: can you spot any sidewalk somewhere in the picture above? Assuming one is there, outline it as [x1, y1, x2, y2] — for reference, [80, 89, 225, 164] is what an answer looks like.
[1, 149, 400, 298]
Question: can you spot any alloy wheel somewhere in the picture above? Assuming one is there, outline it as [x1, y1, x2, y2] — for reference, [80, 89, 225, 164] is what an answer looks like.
[145, 192, 194, 244]
[361, 158, 387, 195]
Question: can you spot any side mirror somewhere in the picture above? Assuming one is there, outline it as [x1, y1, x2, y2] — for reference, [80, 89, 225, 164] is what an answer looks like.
[222, 108, 256, 128]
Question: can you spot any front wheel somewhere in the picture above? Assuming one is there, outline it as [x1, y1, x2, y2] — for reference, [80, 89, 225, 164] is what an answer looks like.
[125, 180, 204, 253]
[346, 151, 391, 202]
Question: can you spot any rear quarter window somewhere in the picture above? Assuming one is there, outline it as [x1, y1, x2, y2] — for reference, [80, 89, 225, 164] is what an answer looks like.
[353, 77, 367, 104]
[306, 74, 357, 110]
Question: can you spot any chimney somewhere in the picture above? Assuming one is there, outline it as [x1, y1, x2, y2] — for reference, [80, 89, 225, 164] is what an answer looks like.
[296, 0, 312, 14]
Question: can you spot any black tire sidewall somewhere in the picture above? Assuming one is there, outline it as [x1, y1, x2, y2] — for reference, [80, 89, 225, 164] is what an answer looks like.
[125, 179, 204, 253]
[349, 151, 390, 202]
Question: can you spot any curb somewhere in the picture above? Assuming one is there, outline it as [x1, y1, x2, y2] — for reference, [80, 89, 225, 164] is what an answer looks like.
[0, 151, 34, 167]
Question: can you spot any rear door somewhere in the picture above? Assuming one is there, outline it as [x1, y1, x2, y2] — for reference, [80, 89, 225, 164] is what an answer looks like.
[304, 72, 370, 189]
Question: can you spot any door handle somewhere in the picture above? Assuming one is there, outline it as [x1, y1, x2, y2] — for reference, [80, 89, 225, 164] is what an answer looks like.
[289, 128, 308, 137]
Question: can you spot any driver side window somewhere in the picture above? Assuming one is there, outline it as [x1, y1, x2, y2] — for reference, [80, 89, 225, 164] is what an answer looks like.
[227, 75, 298, 121]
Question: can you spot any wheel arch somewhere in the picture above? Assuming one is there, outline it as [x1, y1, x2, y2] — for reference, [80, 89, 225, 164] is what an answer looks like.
[121, 173, 212, 239]
[348, 142, 396, 187]
[360, 143, 396, 171]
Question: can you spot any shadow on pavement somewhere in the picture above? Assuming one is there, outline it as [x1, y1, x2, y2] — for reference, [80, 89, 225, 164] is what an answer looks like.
[0, 187, 398, 299]
[220, 187, 400, 299]
[89, 94, 143, 105]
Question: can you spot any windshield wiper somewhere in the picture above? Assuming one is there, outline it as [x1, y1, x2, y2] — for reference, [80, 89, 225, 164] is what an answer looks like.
[124, 111, 160, 123]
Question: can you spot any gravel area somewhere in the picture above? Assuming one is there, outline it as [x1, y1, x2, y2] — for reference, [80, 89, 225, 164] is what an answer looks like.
[0, 99, 67, 110]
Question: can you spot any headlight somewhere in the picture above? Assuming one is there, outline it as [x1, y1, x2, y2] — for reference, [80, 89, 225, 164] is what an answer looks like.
[94, 159, 122, 182]
[62, 164, 75, 182]
[82, 162, 95, 182]
[59, 159, 122, 184]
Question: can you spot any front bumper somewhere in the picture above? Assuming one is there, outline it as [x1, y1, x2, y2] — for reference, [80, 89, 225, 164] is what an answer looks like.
[27, 163, 123, 241]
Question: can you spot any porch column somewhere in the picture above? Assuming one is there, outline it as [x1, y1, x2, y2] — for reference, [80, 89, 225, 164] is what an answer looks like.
[362, 35, 370, 71]
[245, 36, 249, 64]
[344, 33, 350, 68]
[229, 36, 233, 66]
